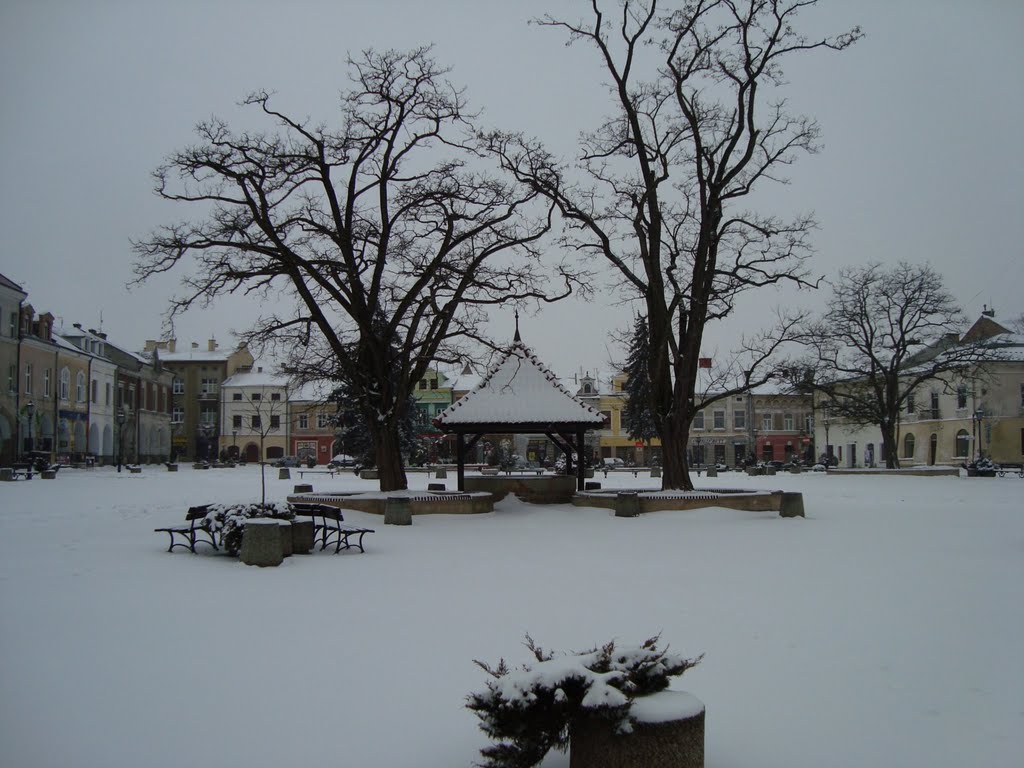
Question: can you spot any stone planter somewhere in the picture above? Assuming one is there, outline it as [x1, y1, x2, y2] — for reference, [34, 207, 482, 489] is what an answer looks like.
[384, 496, 412, 525]
[360, 469, 379, 480]
[294, 483, 313, 494]
[615, 492, 640, 518]
[650, 467, 662, 478]
[278, 520, 293, 557]
[166, 463, 178, 472]
[240, 519, 283, 567]
[434, 468, 447, 479]
[278, 468, 291, 480]
[570, 691, 705, 768]
[290, 520, 315, 554]
[41, 470, 57, 479]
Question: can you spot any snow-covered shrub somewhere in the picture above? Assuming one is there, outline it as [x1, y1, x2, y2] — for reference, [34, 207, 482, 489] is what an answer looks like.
[203, 502, 294, 555]
[467, 634, 701, 768]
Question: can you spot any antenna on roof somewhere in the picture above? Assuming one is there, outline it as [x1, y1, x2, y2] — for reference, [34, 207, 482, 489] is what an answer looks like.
[514, 309, 521, 342]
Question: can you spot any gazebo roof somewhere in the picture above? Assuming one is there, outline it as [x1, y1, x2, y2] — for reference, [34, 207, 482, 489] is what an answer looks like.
[434, 336, 606, 432]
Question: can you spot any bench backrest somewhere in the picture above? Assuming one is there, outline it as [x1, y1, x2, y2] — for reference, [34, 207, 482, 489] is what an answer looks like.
[185, 505, 211, 521]
[290, 502, 344, 521]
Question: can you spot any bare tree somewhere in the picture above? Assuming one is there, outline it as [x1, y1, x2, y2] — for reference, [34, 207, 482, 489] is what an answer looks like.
[133, 47, 583, 490]
[795, 262, 994, 469]
[487, 0, 860, 489]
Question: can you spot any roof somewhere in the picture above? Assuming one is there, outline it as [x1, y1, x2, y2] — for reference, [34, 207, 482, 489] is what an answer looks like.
[222, 369, 289, 388]
[434, 338, 606, 430]
[0, 272, 27, 296]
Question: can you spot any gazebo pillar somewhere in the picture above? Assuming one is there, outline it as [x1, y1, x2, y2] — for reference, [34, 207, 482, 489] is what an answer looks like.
[576, 429, 585, 491]
[456, 433, 466, 492]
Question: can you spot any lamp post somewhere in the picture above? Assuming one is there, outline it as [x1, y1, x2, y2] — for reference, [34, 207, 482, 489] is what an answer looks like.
[232, 429, 238, 460]
[24, 400, 35, 459]
[694, 436, 703, 469]
[973, 407, 985, 462]
[822, 412, 831, 466]
[116, 409, 126, 472]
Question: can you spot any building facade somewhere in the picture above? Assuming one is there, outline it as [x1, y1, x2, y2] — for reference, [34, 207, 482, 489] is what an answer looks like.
[220, 367, 290, 463]
[0, 274, 27, 464]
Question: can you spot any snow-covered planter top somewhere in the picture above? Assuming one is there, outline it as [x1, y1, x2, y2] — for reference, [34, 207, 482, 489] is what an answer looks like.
[204, 502, 294, 554]
[467, 635, 702, 768]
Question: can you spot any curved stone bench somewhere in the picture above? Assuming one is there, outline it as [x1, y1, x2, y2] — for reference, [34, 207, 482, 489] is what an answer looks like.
[286, 491, 494, 515]
[571, 690, 704, 768]
[463, 474, 577, 504]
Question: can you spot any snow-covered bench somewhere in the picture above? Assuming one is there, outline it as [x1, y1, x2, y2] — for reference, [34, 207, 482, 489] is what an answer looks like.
[154, 505, 219, 553]
[290, 502, 375, 553]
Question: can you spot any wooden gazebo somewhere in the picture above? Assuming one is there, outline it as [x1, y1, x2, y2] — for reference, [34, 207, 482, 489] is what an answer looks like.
[433, 329, 607, 492]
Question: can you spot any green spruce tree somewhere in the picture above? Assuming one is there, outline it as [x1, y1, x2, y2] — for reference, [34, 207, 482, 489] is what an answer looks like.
[622, 315, 658, 458]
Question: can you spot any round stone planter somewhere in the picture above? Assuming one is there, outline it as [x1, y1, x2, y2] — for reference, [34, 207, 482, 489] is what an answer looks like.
[570, 691, 705, 768]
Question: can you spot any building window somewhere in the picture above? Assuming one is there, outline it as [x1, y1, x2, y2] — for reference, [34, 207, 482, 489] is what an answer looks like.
[930, 391, 940, 419]
[1019, 384, 1024, 409]
[733, 410, 745, 430]
[713, 410, 725, 429]
[44, 368, 52, 397]
[317, 413, 330, 429]
[956, 386, 967, 410]
[270, 392, 281, 401]
[7, 364, 14, 394]
[200, 378, 218, 396]
[762, 413, 773, 431]
[8, 310, 17, 339]
[171, 406, 184, 424]
[784, 413, 794, 431]
[692, 410, 704, 430]
[91, 379, 98, 404]
[251, 393, 261, 401]
[903, 433, 915, 459]
[24, 364, 32, 394]
[200, 408, 216, 425]
[232, 414, 242, 430]
[105, 382, 112, 405]
[172, 377, 184, 395]
[298, 413, 309, 430]
[430, 379, 438, 390]
[232, 393, 242, 401]
[251, 415, 262, 430]
[76, 372, 86, 402]
[907, 393, 916, 414]
[419, 380, 427, 390]
[954, 429, 970, 458]
[270, 415, 281, 430]
[128, 385, 135, 409]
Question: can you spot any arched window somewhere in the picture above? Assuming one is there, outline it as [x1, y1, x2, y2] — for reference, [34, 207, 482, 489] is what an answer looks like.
[76, 371, 86, 402]
[955, 429, 970, 458]
[903, 433, 916, 459]
[59, 367, 70, 400]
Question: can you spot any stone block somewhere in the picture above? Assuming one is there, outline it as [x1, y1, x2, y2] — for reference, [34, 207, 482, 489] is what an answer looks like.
[166, 463, 178, 472]
[427, 482, 446, 491]
[278, 520, 293, 557]
[778, 491, 805, 518]
[360, 469, 379, 480]
[434, 468, 447, 479]
[240, 519, 283, 567]
[585, 481, 602, 491]
[0, 468, 13, 482]
[41, 470, 57, 479]
[384, 496, 412, 525]
[706, 468, 717, 478]
[278, 468, 291, 480]
[294, 484, 313, 494]
[650, 467, 662, 478]
[129, 467, 141, 474]
[615, 492, 640, 518]
[290, 520, 315, 554]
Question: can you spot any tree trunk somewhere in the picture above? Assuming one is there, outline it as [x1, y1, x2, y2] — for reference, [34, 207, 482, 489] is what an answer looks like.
[372, 423, 408, 491]
[660, 412, 694, 491]
[880, 419, 900, 470]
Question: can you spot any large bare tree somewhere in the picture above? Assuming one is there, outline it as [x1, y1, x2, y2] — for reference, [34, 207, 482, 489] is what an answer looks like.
[796, 261, 994, 469]
[133, 47, 582, 490]
[487, 0, 860, 489]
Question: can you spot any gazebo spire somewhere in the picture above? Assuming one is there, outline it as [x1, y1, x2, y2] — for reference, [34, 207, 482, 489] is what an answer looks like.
[514, 309, 521, 342]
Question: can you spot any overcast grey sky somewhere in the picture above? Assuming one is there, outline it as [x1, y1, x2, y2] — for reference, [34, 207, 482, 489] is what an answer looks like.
[1, 0, 1021, 374]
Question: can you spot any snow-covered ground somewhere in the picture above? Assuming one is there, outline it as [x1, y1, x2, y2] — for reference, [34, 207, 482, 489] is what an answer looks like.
[1, 465, 1021, 768]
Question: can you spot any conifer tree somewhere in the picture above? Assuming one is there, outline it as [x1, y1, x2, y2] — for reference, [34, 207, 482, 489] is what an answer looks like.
[622, 315, 657, 453]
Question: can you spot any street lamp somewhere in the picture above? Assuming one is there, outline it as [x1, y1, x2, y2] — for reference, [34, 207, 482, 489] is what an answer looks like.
[25, 400, 35, 458]
[232, 429, 238, 460]
[822, 412, 831, 466]
[973, 407, 985, 462]
[116, 411, 127, 473]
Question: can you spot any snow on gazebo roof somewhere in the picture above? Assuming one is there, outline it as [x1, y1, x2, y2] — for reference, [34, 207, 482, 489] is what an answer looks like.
[434, 335, 606, 430]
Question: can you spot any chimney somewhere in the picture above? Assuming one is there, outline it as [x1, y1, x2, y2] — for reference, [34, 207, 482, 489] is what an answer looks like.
[97, 332, 107, 340]
[73, 322, 82, 329]
[168, 338, 176, 353]
[208, 338, 218, 352]
[982, 304, 996, 318]
[191, 342, 199, 350]
[144, 340, 158, 352]
[88, 328, 96, 335]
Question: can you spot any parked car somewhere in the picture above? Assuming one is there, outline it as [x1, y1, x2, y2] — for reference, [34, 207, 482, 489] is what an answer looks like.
[328, 453, 357, 469]
[714, 463, 730, 472]
[601, 457, 625, 469]
[272, 455, 302, 468]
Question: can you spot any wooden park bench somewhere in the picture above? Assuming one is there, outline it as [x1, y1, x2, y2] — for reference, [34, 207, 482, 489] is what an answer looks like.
[290, 502, 375, 554]
[154, 504, 219, 553]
